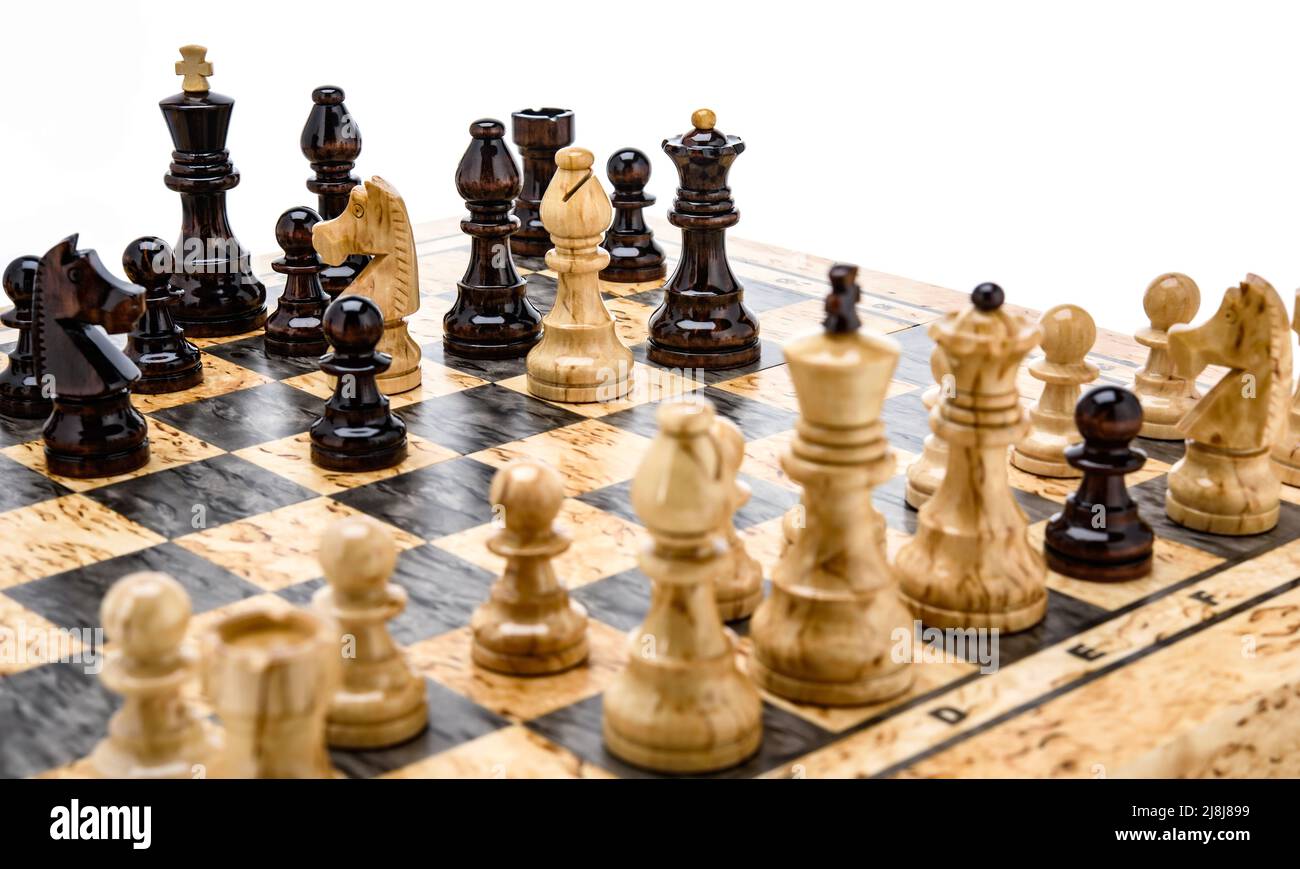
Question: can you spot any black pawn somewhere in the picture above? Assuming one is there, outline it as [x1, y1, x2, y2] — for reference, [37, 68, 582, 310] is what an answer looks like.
[600, 148, 666, 283]
[443, 119, 543, 359]
[123, 238, 204, 394]
[301, 85, 369, 297]
[265, 207, 330, 357]
[310, 295, 407, 472]
[0, 255, 52, 418]
[1044, 386, 1155, 581]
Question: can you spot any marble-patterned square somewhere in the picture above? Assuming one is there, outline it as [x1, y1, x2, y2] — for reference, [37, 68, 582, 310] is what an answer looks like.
[1032, 521, 1226, 610]
[331, 456, 501, 541]
[233, 432, 457, 496]
[200, 334, 323, 381]
[0, 494, 165, 589]
[433, 498, 642, 590]
[0, 454, 71, 513]
[397, 383, 586, 454]
[330, 678, 510, 779]
[421, 342, 529, 384]
[5, 542, 262, 634]
[0, 593, 86, 677]
[148, 381, 323, 452]
[281, 358, 487, 410]
[81, 453, 319, 539]
[571, 568, 650, 634]
[408, 619, 627, 723]
[382, 724, 616, 779]
[128, 353, 275, 414]
[494, 362, 706, 421]
[739, 429, 797, 490]
[469, 419, 653, 497]
[173, 497, 423, 591]
[0, 412, 45, 450]
[597, 384, 795, 442]
[0, 661, 117, 779]
[1, 419, 225, 494]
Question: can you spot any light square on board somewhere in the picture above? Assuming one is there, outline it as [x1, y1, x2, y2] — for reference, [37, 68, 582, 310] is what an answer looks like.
[381, 724, 616, 780]
[0, 494, 165, 589]
[1, 419, 224, 494]
[0, 594, 85, 677]
[173, 496, 422, 591]
[128, 354, 275, 414]
[468, 418, 653, 497]
[432, 497, 642, 590]
[407, 619, 628, 723]
[233, 432, 457, 496]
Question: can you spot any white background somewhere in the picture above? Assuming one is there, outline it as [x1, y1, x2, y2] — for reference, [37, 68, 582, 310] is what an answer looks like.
[3, 0, 1299, 338]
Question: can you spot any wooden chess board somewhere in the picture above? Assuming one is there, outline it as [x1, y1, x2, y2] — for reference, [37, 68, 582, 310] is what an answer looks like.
[1, 218, 1298, 779]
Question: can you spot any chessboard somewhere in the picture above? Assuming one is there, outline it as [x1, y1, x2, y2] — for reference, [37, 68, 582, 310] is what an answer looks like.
[2, 218, 1299, 780]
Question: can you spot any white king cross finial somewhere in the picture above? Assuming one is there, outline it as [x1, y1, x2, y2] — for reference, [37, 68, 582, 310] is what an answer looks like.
[175, 44, 213, 93]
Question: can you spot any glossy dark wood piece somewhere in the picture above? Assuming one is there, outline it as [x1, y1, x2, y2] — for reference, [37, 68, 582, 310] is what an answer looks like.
[647, 117, 760, 370]
[510, 108, 574, 259]
[310, 295, 407, 472]
[33, 236, 149, 478]
[444, 119, 543, 360]
[159, 87, 266, 337]
[600, 148, 667, 284]
[823, 264, 862, 334]
[301, 85, 369, 297]
[1044, 386, 1155, 581]
[265, 207, 330, 357]
[122, 237, 204, 394]
[0, 255, 52, 418]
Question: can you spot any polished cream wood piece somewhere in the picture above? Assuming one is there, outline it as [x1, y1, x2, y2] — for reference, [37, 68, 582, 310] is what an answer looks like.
[749, 292, 913, 705]
[313, 177, 422, 394]
[1011, 304, 1098, 478]
[1271, 289, 1300, 486]
[314, 516, 428, 749]
[894, 289, 1047, 632]
[88, 572, 219, 779]
[175, 45, 213, 93]
[602, 401, 761, 773]
[471, 460, 589, 674]
[1134, 273, 1202, 440]
[904, 343, 951, 508]
[201, 605, 341, 778]
[712, 417, 763, 621]
[1167, 275, 1292, 535]
[526, 147, 633, 403]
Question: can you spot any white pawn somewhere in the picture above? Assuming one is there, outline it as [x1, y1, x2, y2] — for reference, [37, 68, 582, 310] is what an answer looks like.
[1011, 304, 1098, 478]
[905, 344, 951, 508]
[471, 459, 589, 674]
[1134, 273, 1201, 439]
[712, 416, 763, 621]
[315, 515, 428, 749]
[89, 572, 219, 779]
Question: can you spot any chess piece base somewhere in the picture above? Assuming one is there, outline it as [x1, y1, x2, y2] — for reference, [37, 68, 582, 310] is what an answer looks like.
[443, 332, 542, 361]
[89, 721, 222, 780]
[133, 355, 205, 394]
[43, 394, 150, 478]
[1045, 545, 1153, 581]
[471, 633, 588, 676]
[715, 578, 763, 622]
[174, 306, 267, 339]
[600, 261, 667, 284]
[1166, 443, 1280, 536]
[900, 589, 1047, 633]
[746, 651, 913, 707]
[525, 372, 633, 404]
[325, 682, 429, 750]
[645, 339, 760, 371]
[264, 334, 329, 358]
[904, 479, 932, 510]
[602, 718, 760, 775]
[1010, 448, 1081, 479]
[1138, 420, 1185, 440]
[311, 440, 406, 473]
[0, 391, 51, 419]
[1272, 454, 1300, 488]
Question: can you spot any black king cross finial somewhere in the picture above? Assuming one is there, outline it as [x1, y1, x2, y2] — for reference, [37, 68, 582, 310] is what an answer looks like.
[824, 263, 862, 334]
